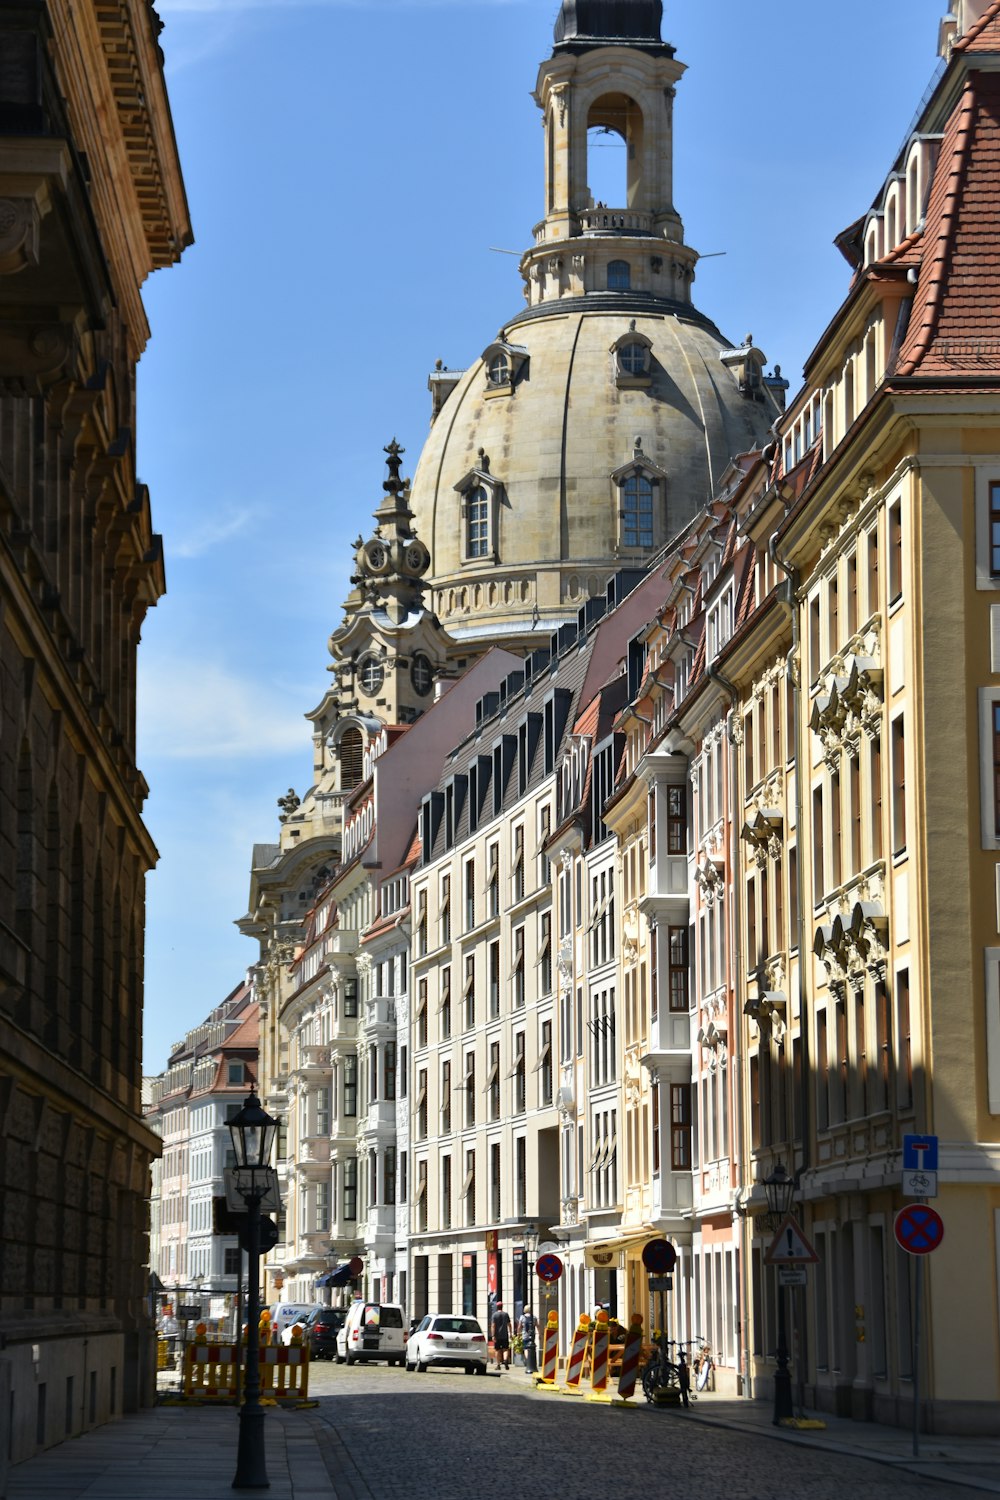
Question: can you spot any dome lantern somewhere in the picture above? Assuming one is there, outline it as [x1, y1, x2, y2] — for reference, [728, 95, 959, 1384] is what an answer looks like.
[553, 0, 673, 54]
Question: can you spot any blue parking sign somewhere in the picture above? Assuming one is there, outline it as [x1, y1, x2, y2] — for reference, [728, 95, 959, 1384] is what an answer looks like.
[902, 1134, 938, 1172]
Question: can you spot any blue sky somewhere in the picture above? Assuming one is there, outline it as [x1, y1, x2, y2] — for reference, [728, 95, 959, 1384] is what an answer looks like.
[137, 0, 944, 1069]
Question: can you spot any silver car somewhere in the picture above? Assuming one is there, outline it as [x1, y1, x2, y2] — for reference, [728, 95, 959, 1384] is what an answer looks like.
[405, 1314, 488, 1374]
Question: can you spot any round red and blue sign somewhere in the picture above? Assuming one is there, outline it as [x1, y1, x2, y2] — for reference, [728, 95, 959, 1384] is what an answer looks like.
[535, 1252, 563, 1283]
[641, 1238, 677, 1274]
[893, 1204, 944, 1257]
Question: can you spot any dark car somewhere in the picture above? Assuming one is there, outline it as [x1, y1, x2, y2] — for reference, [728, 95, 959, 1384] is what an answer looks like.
[304, 1306, 346, 1360]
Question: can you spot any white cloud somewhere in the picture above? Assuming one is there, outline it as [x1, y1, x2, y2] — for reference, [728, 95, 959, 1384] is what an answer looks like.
[138, 655, 307, 760]
[170, 504, 265, 559]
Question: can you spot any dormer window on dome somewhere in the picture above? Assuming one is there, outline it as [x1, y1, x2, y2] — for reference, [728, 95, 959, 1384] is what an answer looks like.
[611, 437, 669, 552]
[482, 337, 529, 398]
[455, 450, 506, 565]
[610, 322, 653, 388]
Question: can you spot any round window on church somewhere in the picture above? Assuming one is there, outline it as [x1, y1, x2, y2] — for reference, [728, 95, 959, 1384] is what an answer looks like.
[411, 654, 433, 697]
[359, 656, 384, 696]
[487, 352, 510, 387]
[618, 341, 648, 376]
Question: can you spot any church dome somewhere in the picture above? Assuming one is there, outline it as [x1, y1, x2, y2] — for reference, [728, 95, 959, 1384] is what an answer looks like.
[554, 0, 672, 53]
[409, 305, 774, 645]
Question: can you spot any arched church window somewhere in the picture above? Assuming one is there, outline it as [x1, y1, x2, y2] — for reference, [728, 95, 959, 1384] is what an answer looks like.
[340, 728, 363, 789]
[467, 486, 490, 558]
[487, 352, 510, 387]
[621, 473, 654, 548]
[608, 260, 631, 291]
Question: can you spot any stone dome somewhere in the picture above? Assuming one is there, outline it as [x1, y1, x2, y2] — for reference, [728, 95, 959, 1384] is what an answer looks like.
[410, 303, 775, 646]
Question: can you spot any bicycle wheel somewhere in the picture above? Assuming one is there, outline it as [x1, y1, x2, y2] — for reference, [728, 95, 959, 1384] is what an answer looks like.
[642, 1360, 679, 1403]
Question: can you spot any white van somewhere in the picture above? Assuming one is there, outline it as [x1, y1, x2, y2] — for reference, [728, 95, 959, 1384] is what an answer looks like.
[335, 1301, 407, 1366]
[269, 1302, 322, 1339]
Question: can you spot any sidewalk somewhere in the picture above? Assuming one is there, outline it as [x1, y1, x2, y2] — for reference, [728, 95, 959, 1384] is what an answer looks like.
[7, 1387, 1000, 1499]
[682, 1393, 1000, 1495]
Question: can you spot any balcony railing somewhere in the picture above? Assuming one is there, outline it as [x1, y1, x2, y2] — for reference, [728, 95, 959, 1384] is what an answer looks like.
[578, 207, 654, 235]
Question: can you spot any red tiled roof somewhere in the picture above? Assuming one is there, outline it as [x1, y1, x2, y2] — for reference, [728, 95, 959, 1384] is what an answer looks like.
[897, 72, 1000, 377]
[875, 229, 923, 269]
[953, 0, 1000, 52]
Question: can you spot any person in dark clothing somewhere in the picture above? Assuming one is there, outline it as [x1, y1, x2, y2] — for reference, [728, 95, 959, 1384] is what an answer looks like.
[491, 1300, 512, 1369]
[518, 1307, 537, 1374]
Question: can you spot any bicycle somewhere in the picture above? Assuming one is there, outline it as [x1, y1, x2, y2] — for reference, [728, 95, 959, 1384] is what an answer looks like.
[641, 1335, 701, 1405]
[693, 1341, 715, 1393]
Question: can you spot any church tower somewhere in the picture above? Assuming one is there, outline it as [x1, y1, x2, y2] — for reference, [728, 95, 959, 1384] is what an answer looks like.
[407, 1, 778, 650]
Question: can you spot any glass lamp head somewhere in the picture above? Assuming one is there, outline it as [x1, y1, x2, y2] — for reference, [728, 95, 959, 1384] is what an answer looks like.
[228, 1091, 278, 1170]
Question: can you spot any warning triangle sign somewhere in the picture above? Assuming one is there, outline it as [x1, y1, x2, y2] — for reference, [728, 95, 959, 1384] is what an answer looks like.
[764, 1214, 819, 1265]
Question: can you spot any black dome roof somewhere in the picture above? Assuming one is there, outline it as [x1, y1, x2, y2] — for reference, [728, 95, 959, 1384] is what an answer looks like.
[553, 0, 672, 52]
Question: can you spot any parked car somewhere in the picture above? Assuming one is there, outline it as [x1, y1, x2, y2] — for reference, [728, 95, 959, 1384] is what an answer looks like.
[269, 1302, 323, 1339]
[302, 1306, 346, 1359]
[278, 1305, 326, 1346]
[335, 1301, 407, 1366]
[405, 1314, 487, 1374]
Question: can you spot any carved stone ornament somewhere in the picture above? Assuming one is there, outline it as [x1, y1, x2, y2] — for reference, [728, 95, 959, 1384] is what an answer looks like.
[813, 897, 889, 989]
[552, 82, 569, 126]
[0, 198, 40, 276]
[694, 855, 724, 906]
[740, 808, 783, 869]
[810, 637, 884, 766]
[355, 953, 373, 979]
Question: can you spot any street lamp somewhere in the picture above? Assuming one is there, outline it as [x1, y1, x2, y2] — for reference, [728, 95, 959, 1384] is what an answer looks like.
[522, 1223, 539, 1375]
[228, 1090, 279, 1490]
[763, 1161, 795, 1426]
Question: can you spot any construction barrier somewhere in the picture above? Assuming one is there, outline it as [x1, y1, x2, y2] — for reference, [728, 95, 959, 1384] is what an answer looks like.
[157, 1339, 170, 1371]
[561, 1315, 591, 1393]
[587, 1310, 610, 1402]
[613, 1315, 644, 1405]
[182, 1342, 310, 1403]
[261, 1344, 310, 1403]
[533, 1310, 559, 1389]
[184, 1344, 239, 1401]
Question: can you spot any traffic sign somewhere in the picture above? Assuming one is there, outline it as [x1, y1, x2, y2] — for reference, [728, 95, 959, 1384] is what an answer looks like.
[535, 1252, 563, 1283]
[894, 1204, 944, 1256]
[641, 1238, 677, 1274]
[778, 1267, 808, 1287]
[901, 1169, 938, 1199]
[764, 1214, 819, 1265]
[902, 1135, 938, 1172]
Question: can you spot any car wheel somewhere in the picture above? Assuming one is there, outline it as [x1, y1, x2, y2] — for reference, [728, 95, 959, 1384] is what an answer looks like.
[474, 1363, 485, 1376]
[416, 1359, 427, 1373]
[345, 1353, 356, 1367]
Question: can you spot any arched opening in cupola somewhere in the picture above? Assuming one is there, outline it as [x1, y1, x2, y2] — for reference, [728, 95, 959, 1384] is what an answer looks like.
[586, 93, 643, 209]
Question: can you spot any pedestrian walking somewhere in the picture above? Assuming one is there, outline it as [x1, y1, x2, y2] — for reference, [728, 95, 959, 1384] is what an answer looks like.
[491, 1300, 512, 1370]
[518, 1307, 537, 1375]
[677, 1348, 691, 1408]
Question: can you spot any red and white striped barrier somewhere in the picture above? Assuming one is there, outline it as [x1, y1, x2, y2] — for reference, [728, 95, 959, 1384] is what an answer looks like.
[587, 1310, 611, 1401]
[533, 1310, 560, 1389]
[613, 1314, 644, 1405]
[561, 1315, 591, 1393]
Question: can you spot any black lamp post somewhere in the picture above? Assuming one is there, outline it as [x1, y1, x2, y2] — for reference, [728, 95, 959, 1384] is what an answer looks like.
[763, 1161, 795, 1425]
[523, 1223, 539, 1375]
[228, 1091, 279, 1490]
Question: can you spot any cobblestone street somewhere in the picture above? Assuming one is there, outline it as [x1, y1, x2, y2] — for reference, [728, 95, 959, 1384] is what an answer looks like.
[302, 1361, 972, 1500]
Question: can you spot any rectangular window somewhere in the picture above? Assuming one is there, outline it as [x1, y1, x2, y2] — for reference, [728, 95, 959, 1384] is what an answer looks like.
[846, 550, 858, 636]
[488, 1041, 500, 1122]
[816, 1008, 829, 1131]
[889, 499, 903, 603]
[400, 1045, 408, 1099]
[867, 526, 880, 617]
[344, 1158, 357, 1221]
[490, 1141, 501, 1223]
[417, 978, 428, 1049]
[512, 925, 525, 1009]
[670, 1084, 691, 1169]
[465, 858, 476, 930]
[384, 1041, 396, 1102]
[897, 968, 913, 1110]
[788, 844, 799, 949]
[809, 595, 821, 680]
[385, 1147, 396, 1206]
[487, 842, 499, 918]
[993, 704, 1000, 838]
[344, 1055, 357, 1117]
[830, 771, 842, 889]
[538, 804, 552, 887]
[464, 955, 476, 1031]
[892, 716, 906, 855]
[538, 911, 553, 995]
[538, 1020, 553, 1106]
[668, 927, 688, 1012]
[399, 1150, 408, 1205]
[812, 785, 824, 899]
[513, 1032, 526, 1115]
[343, 978, 359, 1018]
[441, 1060, 451, 1134]
[489, 940, 501, 1018]
[440, 875, 451, 945]
[870, 736, 883, 861]
[512, 824, 525, 902]
[991, 481, 1000, 578]
[850, 754, 861, 875]
[416, 891, 428, 959]
[464, 1051, 476, 1128]
[515, 1135, 527, 1218]
[416, 1068, 428, 1139]
[439, 965, 452, 1040]
[667, 784, 687, 854]
[651, 1080, 660, 1172]
[441, 1154, 452, 1230]
[415, 1159, 427, 1234]
[874, 980, 891, 1113]
[464, 1149, 476, 1227]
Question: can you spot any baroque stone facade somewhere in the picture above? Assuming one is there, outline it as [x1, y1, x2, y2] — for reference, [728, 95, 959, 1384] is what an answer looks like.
[0, 0, 189, 1466]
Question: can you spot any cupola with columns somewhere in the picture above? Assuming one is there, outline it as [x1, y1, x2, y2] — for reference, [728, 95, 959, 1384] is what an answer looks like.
[522, 0, 696, 309]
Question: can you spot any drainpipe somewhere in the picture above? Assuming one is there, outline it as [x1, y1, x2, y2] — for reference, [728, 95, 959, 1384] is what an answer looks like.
[770, 528, 811, 1414]
[704, 657, 746, 1394]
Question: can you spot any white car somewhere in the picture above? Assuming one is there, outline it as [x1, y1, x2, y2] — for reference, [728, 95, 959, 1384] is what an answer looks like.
[405, 1314, 488, 1374]
[269, 1302, 322, 1340]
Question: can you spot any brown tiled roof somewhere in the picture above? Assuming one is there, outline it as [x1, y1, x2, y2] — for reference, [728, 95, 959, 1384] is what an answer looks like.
[897, 71, 1000, 377]
[875, 229, 924, 269]
[953, 0, 1000, 51]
